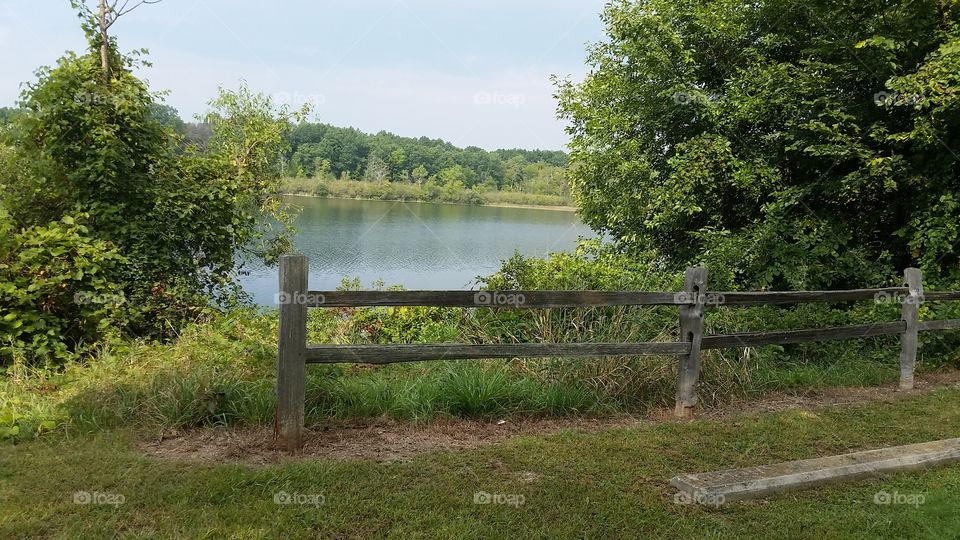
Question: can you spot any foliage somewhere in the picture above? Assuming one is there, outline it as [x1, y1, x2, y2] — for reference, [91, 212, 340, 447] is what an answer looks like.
[281, 177, 573, 207]
[0, 7, 299, 362]
[149, 102, 186, 134]
[557, 0, 960, 289]
[0, 107, 17, 125]
[10, 241, 959, 443]
[0, 210, 126, 362]
[286, 122, 570, 196]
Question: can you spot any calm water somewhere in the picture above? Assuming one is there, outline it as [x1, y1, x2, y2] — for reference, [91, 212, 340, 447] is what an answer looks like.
[239, 196, 596, 305]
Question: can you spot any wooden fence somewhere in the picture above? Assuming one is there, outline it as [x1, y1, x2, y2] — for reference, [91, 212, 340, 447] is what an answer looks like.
[275, 254, 960, 450]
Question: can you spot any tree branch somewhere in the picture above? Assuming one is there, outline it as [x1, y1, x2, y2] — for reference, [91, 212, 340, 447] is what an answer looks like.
[115, 0, 162, 18]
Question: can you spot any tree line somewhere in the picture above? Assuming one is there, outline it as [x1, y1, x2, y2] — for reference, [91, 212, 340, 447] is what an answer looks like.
[284, 123, 568, 194]
[0, 104, 573, 197]
[0, 104, 572, 199]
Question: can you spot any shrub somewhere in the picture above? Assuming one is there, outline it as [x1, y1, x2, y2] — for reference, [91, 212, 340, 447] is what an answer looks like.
[2, 27, 300, 354]
[0, 210, 126, 364]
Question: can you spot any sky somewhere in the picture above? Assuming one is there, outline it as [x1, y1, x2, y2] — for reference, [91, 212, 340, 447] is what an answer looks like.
[0, 0, 608, 151]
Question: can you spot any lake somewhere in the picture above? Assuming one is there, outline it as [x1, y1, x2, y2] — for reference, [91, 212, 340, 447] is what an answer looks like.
[238, 196, 595, 305]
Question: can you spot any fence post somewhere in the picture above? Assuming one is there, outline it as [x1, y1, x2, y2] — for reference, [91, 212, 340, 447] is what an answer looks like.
[676, 267, 708, 418]
[276, 254, 308, 450]
[899, 268, 923, 390]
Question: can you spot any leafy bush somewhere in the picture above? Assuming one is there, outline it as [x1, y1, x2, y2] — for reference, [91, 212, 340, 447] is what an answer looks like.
[1, 15, 302, 359]
[478, 242, 960, 404]
[0, 210, 126, 363]
[558, 0, 960, 290]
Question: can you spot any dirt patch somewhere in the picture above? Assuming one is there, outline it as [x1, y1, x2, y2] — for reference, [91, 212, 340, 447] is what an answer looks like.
[138, 416, 642, 466]
[138, 371, 960, 466]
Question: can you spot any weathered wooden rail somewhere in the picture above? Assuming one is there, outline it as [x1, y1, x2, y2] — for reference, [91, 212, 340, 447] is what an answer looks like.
[274, 254, 960, 450]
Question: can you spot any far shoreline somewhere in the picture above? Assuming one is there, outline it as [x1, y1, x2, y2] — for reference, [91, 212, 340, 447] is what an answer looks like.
[281, 191, 579, 212]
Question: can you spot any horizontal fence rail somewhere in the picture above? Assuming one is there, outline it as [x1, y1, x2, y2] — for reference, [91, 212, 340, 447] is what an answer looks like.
[924, 292, 960, 302]
[703, 288, 910, 306]
[306, 342, 692, 364]
[700, 322, 907, 350]
[274, 254, 960, 450]
[919, 319, 960, 332]
[296, 288, 922, 308]
[300, 290, 684, 308]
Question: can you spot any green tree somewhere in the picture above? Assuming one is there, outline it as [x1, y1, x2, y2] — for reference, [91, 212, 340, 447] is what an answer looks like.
[389, 148, 407, 181]
[412, 164, 428, 186]
[314, 158, 332, 179]
[436, 164, 469, 187]
[149, 102, 186, 135]
[502, 155, 527, 191]
[521, 162, 568, 197]
[558, 0, 960, 289]
[0, 108, 18, 125]
[282, 121, 569, 192]
[1, 4, 300, 354]
[290, 142, 325, 177]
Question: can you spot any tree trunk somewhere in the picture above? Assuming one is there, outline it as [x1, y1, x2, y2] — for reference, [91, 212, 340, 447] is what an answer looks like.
[98, 0, 110, 81]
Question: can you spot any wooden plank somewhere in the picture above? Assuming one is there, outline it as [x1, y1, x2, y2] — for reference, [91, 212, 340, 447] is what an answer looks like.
[919, 319, 960, 332]
[305, 342, 691, 364]
[303, 290, 682, 308]
[900, 268, 923, 390]
[275, 254, 308, 451]
[700, 321, 906, 350]
[706, 288, 909, 306]
[676, 267, 708, 418]
[303, 288, 924, 308]
[671, 438, 960, 504]
[924, 291, 960, 302]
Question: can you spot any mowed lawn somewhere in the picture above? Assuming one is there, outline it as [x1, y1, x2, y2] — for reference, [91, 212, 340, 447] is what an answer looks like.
[3, 389, 960, 538]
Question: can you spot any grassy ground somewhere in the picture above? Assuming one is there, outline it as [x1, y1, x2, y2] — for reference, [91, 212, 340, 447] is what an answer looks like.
[281, 177, 574, 209]
[3, 387, 960, 538]
[3, 307, 932, 442]
[3, 282, 958, 536]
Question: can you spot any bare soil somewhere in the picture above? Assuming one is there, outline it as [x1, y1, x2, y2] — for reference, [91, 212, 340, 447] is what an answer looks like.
[137, 371, 960, 466]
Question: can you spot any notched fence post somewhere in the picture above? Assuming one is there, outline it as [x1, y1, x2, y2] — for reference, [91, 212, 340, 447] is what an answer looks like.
[676, 267, 708, 418]
[899, 268, 923, 391]
[276, 254, 308, 450]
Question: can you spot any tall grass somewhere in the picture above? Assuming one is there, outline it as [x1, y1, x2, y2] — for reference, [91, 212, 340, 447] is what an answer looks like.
[4, 249, 959, 441]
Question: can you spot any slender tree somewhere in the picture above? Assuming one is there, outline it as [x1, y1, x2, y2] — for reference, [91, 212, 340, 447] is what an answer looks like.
[72, 0, 162, 81]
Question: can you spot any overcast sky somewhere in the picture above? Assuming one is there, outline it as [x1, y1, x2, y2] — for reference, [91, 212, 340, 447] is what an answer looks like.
[1, 0, 608, 150]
